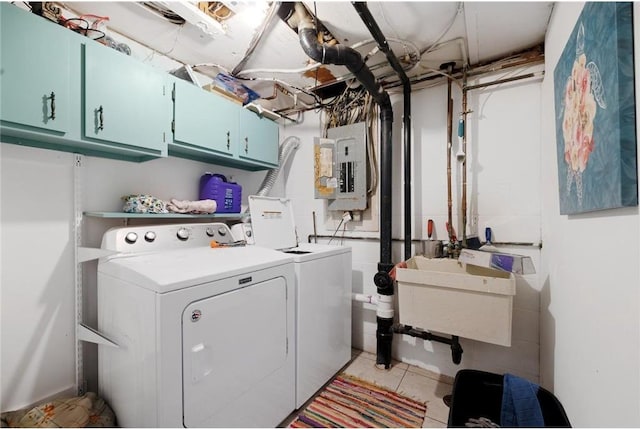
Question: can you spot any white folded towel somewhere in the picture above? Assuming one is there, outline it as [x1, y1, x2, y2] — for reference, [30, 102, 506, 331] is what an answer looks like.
[167, 199, 217, 214]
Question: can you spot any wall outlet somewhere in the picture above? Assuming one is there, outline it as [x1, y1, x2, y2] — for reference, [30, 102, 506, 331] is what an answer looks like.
[324, 191, 379, 233]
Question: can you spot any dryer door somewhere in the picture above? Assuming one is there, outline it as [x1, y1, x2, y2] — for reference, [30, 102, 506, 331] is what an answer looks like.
[182, 277, 293, 427]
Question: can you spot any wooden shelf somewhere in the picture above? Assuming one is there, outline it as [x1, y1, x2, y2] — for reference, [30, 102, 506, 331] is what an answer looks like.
[83, 211, 247, 220]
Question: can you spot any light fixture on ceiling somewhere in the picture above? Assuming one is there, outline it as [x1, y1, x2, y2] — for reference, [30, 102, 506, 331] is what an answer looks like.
[160, 1, 226, 37]
[233, 1, 269, 30]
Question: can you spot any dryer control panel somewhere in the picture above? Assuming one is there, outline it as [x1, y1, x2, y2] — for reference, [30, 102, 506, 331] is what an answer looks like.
[230, 223, 254, 245]
[101, 223, 235, 253]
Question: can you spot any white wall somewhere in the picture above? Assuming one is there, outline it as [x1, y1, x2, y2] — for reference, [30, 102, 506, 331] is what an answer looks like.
[283, 66, 544, 382]
[1, 145, 77, 411]
[540, 3, 640, 426]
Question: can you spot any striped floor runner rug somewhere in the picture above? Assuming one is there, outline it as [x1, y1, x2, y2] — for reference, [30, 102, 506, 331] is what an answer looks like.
[289, 374, 427, 428]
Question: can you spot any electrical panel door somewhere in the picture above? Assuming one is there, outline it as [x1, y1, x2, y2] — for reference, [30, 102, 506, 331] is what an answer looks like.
[314, 122, 367, 211]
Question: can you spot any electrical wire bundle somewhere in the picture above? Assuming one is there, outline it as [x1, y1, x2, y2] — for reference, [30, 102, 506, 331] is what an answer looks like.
[322, 83, 371, 135]
[322, 83, 379, 199]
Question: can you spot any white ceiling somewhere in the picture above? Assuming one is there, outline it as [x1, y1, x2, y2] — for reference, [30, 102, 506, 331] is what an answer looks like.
[61, 1, 553, 111]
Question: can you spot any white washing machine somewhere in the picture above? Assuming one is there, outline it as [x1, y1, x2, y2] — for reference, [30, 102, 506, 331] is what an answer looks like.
[96, 222, 296, 427]
[247, 196, 352, 408]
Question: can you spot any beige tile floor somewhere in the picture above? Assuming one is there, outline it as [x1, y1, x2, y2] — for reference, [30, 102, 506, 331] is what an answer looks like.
[282, 349, 454, 428]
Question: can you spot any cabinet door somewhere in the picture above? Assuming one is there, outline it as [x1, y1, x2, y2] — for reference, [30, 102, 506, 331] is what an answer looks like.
[0, 4, 70, 134]
[172, 79, 239, 158]
[82, 42, 169, 155]
[237, 109, 279, 166]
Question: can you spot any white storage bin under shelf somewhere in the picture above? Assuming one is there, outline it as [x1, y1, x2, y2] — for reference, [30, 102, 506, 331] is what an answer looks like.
[396, 256, 516, 347]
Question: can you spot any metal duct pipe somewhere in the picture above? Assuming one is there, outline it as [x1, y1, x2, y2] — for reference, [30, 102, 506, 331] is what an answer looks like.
[279, 2, 396, 369]
[256, 136, 301, 197]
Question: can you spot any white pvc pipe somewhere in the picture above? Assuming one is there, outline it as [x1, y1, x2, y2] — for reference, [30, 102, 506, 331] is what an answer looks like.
[376, 294, 394, 319]
[352, 293, 395, 319]
[352, 293, 377, 305]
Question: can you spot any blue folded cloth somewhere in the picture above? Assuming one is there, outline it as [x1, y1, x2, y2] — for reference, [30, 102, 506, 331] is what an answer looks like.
[500, 373, 544, 427]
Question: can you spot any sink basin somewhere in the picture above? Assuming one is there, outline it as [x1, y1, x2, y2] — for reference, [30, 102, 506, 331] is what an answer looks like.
[396, 257, 516, 346]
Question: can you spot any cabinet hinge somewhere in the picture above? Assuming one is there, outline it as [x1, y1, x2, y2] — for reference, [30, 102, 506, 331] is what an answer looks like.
[171, 120, 175, 133]
[171, 87, 175, 101]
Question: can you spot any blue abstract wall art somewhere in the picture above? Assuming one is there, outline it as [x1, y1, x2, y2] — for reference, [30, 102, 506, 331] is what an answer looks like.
[553, 2, 637, 214]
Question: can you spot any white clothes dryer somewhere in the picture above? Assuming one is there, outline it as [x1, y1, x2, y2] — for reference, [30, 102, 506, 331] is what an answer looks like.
[97, 223, 295, 427]
[248, 196, 352, 408]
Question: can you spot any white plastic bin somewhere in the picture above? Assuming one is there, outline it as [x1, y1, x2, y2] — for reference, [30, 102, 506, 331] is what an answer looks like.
[396, 257, 516, 346]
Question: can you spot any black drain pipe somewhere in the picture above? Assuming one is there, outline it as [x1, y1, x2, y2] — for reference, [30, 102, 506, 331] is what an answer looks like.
[352, 4, 465, 366]
[277, 2, 395, 369]
[352, 2, 412, 261]
[352, 2, 412, 369]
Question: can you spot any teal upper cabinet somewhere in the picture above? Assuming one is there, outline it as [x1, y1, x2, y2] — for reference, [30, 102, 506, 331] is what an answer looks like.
[82, 42, 170, 156]
[171, 78, 239, 160]
[170, 78, 279, 171]
[0, 4, 70, 135]
[0, 3, 168, 161]
[0, 4, 279, 168]
[237, 108, 279, 168]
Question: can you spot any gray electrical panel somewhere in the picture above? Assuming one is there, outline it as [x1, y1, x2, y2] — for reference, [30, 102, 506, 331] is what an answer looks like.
[314, 122, 367, 211]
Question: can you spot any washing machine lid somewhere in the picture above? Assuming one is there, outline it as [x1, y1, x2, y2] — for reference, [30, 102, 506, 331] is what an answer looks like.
[98, 246, 293, 293]
[285, 243, 351, 262]
[248, 196, 297, 251]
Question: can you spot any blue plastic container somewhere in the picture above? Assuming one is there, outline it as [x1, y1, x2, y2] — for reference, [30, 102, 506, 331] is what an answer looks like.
[199, 173, 242, 213]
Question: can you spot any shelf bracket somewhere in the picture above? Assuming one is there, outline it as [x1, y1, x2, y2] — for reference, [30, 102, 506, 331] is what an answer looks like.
[77, 246, 117, 263]
[77, 323, 119, 348]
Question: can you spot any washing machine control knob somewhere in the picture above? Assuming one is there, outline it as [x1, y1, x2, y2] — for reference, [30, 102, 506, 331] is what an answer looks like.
[177, 228, 190, 241]
[125, 232, 138, 244]
[144, 231, 156, 242]
[217, 227, 227, 236]
[205, 227, 214, 237]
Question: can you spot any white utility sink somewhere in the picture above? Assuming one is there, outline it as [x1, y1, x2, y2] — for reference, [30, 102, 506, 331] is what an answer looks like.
[396, 256, 516, 346]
